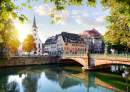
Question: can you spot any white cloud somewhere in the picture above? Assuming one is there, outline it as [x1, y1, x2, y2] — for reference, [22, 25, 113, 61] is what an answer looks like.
[95, 16, 105, 22]
[33, 5, 107, 35]
[55, 10, 73, 25]
[72, 10, 89, 17]
[72, 10, 88, 15]
[34, 4, 53, 16]
[92, 12, 99, 16]
[74, 15, 106, 28]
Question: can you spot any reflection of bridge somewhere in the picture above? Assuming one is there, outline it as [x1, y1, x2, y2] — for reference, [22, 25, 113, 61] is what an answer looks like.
[62, 71, 126, 92]
[57, 54, 130, 69]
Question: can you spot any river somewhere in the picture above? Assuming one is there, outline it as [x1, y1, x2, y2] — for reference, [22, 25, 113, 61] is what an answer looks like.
[0, 64, 130, 92]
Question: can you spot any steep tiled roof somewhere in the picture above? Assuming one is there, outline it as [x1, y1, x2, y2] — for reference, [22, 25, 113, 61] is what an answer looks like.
[45, 35, 59, 44]
[61, 32, 84, 43]
[82, 28, 102, 38]
[52, 34, 59, 44]
[88, 28, 102, 38]
[45, 37, 53, 44]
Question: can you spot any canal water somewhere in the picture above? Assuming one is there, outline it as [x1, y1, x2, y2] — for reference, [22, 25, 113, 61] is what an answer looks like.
[0, 64, 130, 92]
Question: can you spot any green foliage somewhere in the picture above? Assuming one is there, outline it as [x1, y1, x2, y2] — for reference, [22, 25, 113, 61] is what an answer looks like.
[50, 20, 55, 25]
[1, 0, 130, 49]
[22, 34, 37, 55]
[55, 17, 60, 22]
[49, 13, 54, 18]
[102, 0, 130, 48]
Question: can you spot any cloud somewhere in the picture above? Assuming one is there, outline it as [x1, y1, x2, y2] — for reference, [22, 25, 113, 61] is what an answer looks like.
[95, 16, 105, 22]
[92, 12, 99, 16]
[34, 5, 107, 33]
[55, 10, 73, 25]
[55, 10, 89, 25]
[72, 10, 89, 17]
[34, 4, 53, 16]
[74, 15, 106, 28]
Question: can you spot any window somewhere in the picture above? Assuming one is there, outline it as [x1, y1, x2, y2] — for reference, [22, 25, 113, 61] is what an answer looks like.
[38, 43, 40, 48]
[34, 29, 36, 31]
[66, 43, 68, 46]
[36, 38, 37, 40]
[72, 44, 75, 46]
[34, 33, 36, 36]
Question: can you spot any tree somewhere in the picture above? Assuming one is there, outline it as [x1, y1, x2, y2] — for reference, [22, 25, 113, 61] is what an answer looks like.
[1, 0, 130, 48]
[0, 0, 33, 43]
[102, 0, 130, 50]
[0, 19, 20, 59]
[22, 34, 37, 56]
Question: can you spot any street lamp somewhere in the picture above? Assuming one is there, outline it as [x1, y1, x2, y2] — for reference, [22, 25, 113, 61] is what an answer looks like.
[86, 43, 88, 53]
[122, 67, 129, 92]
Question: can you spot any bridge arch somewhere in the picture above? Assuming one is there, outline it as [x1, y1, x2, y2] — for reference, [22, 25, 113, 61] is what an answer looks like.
[57, 56, 86, 67]
[58, 59, 83, 66]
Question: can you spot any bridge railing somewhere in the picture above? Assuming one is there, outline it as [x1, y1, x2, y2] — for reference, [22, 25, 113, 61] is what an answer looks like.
[61, 53, 130, 60]
[90, 54, 130, 60]
[61, 53, 86, 57]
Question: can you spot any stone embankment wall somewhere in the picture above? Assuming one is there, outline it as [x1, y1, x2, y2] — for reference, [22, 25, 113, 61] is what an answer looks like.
[0, 56, 59, 67]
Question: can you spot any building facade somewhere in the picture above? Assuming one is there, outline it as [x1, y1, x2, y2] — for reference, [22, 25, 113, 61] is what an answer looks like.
[30, 15, 42, 55]
[81, 28, 103, 53]
[57, 32, 85, 55]
[44, 36, 54, 54]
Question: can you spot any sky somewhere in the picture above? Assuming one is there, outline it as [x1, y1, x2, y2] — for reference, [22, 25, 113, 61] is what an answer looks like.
[13, 0, 110, 43]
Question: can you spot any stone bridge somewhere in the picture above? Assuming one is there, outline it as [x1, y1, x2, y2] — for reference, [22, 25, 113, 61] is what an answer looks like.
[57, 55, 130, 70]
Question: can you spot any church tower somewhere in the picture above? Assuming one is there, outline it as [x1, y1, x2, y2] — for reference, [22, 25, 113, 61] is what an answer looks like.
[31, 15, 42, 55]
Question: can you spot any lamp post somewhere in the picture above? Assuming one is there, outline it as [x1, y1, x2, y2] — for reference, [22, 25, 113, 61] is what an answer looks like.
[86, 43, 89, 53]
[122, 67, 129, 92]
[104, 43, 108, 57]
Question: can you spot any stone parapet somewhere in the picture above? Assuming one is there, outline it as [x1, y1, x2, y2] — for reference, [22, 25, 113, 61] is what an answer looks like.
[0, 56, 59, 67]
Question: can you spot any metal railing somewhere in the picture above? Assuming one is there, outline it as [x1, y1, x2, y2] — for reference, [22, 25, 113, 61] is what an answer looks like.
[90, 54, 130, 60]
[61, 53, 130, 60]
[61, 53, 86, 57]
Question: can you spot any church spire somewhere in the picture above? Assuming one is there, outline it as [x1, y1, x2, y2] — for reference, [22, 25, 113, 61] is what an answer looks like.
[32, 15, 37, 28]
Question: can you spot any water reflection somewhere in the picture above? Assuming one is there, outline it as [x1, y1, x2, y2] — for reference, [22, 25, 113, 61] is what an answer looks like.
[0, 65, 129, 92]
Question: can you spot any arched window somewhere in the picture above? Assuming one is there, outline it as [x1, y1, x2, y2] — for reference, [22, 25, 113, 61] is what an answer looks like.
[39, 43, 40, 48]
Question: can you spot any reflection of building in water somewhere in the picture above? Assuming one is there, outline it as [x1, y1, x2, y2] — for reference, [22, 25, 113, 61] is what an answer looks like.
[44, 70, 81, 89]
[111, 65, 128, 74]
[22, 73, 41, 92]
